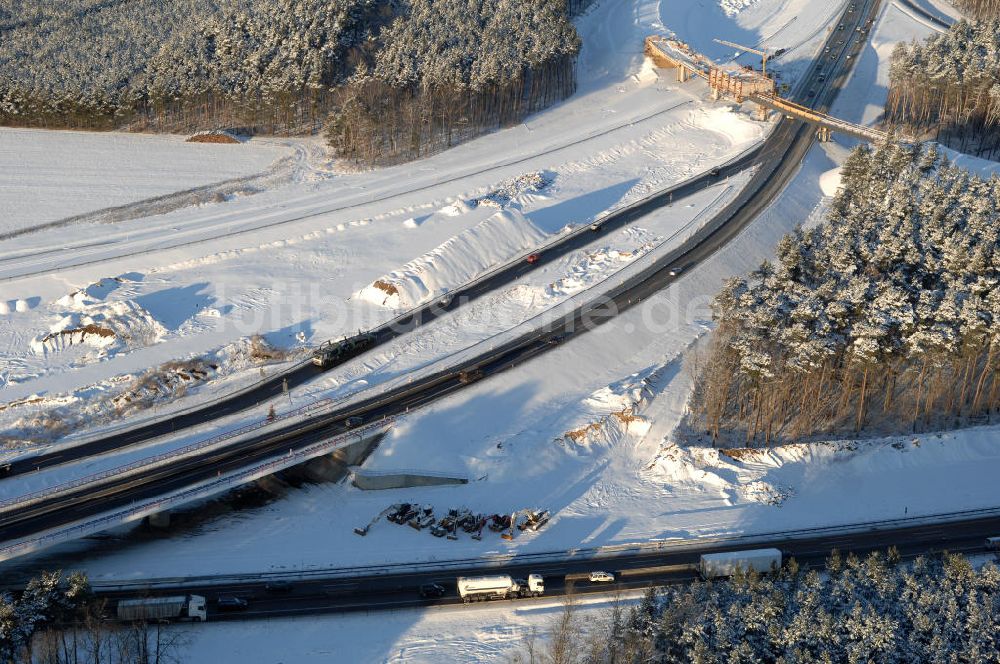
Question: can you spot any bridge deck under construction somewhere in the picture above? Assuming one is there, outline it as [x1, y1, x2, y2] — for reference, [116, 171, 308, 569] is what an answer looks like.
[644, 35, 893, 143]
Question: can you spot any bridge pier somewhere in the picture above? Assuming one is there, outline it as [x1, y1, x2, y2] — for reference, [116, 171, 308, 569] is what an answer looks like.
[677, 65, 689, 83]
[754, 104, 769, 122]
[147, 511, 171, 528]
[817, 126, 832, 142]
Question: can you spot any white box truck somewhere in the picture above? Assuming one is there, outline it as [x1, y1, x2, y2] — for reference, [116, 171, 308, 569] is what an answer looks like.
[457, 574, 544, 602]
[699, 548, 782, 579]
[116, 595, 207, 622]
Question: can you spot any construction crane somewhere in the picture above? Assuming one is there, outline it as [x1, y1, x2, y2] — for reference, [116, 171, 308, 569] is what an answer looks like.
[713, 38, 772, 77]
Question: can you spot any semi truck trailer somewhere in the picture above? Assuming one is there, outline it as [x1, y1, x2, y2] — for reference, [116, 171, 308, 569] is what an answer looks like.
[699, 548, 782, 579]
[457, 574, 544, 602]
[116, 595, 207, 622]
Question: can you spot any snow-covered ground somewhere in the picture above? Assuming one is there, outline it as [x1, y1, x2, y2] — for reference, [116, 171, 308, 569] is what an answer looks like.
[0, 0, 842, 441]
[0, 129, 294, 237]
[180, 592, 642, 664]
[8, 0, 994, 586]
[4, 0, 1000, 660]
[55, 138, 1000, 584]
[0, 176, 752, 498]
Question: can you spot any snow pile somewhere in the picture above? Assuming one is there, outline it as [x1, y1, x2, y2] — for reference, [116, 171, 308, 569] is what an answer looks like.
[690, 106, 761, 146]
[818, 166, 843, 196]
[30, 300, 165, 357]
[545, 228, 659, 298]
[719, 0, 760, 16]
[356, 208, 548, 309]
[438, 198, 476, 216]
[56, 276, 132, 308]
[186, 129, 244, 144]
[561, 371, 655, 448]
[1, 335, 294, 447]
[644, 444, 793, 507]
[472, 171, 553, 209]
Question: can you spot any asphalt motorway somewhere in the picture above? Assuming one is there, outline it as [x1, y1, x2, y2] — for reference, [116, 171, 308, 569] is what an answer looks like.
[88, 511, 1000, 622]
[0, 0, 880, 547]
[4, 0, 869, 477]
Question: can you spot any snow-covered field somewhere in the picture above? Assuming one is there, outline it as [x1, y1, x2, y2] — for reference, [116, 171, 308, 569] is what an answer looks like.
[0, 129, 294, 236]
[4, 0, 1000, 660]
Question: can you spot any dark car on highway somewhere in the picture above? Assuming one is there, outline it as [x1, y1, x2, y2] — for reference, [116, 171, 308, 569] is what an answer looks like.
[265, 580, 294, 593]
[216, 596, 249, 611]
[419, 583, 446, 599]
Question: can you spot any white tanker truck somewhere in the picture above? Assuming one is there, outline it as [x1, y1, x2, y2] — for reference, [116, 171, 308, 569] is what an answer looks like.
[457, 574, 544, 602]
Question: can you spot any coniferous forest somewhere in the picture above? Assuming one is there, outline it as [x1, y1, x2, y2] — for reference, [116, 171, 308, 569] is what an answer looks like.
[885, 19, 1000, 158]
[0, 0, 583, 163]
[953, 0, 1000, 19]
[691, 140, 1000, 446]
[528, 551, 1000, 664]
[324, 0, 580, 164]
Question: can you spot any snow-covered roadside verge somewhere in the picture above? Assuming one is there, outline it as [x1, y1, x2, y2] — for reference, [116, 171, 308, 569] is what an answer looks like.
[2, 95, 769, 447]
[179, 591, 643, 664]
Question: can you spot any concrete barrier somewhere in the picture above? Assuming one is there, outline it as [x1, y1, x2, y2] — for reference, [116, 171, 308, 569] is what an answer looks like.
[350, 468, 469, 490]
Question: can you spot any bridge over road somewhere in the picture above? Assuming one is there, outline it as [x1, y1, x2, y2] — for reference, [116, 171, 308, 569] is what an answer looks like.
[644, 35, 905, 144]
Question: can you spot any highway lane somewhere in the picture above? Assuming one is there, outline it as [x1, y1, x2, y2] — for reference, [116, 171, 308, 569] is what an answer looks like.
[83, 511, 1000, 621]
[0, 0, 880, 548]
[2, 0, 874, 478]
[895, 0, 953, 29]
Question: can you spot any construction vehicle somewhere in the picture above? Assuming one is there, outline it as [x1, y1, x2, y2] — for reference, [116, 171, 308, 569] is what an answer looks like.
[354, 504, 401, 536]
[501, 510, 520, 540]
[488, 513, 511, 532]
[457, 574, 544, 602]
[432, 508, 471, 538]
[503, 509, 549, 540]
[713, 38, 773, 76]
[408, 505, 436, 530]
[470, 515, 488, 540]
[699, 548, 782, 579]
[524, 510, 550, 531]
[312, 333, 376, 369]
[387, 503, 418, 524]
[116, 595, 207, 622]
